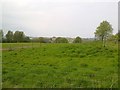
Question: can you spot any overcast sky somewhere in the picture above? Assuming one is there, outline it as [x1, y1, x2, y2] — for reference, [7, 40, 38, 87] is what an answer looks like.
[1, 0, 118, 38]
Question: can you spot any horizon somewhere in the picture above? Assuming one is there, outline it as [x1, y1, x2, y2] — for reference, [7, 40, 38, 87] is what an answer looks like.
[1, 0, 118, 38]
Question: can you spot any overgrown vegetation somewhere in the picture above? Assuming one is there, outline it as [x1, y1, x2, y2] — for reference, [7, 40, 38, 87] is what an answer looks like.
[2, 41, 118, 88]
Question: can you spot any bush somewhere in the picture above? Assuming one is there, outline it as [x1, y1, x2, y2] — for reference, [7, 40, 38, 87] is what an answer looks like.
[73, 36, 82, 43]
[54, 37, 68, 43]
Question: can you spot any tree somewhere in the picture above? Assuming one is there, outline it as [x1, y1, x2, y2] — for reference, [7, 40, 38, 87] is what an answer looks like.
[118, 30, 120, 41]
[94, 21, 113, 47]
[6, 30, 13, 43]
[31, 37, 45, 43]
[73, 36, 82, 43]
[114, 31, 120, 42]
[13, 31, 25, 42]
[39, 37, 45, 43]
[114, 33, 118, 43]
[54, 37, 68, 43]
[0, 30, 4, 43]
[23, 36, 30, 42]
[108, 34, 118, 44]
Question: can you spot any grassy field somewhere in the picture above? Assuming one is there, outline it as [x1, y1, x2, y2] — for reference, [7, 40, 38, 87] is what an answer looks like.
[2, 41, 118, 88]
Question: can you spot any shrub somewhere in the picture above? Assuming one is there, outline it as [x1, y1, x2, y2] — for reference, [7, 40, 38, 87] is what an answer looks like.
[73, 36, 82, 43]
[54, 37, 68, 43]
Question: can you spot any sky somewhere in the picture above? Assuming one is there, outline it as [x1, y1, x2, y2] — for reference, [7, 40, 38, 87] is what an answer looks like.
[118, 1, 120, 31]
[1, 0, 119, 38]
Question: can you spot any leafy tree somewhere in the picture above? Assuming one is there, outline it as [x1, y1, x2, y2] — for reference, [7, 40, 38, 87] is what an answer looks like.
[113, 31, 120, 42]
[108, 34, 118, 44]
[31, 38, 39, 42]
[23, 36, 30, 42]
[39, 37, 45, 43]
[94, 21, 113, 47]
[114, 34, 118, 43]
[118, 30, 120, 41]
[13, 31, 25, 42]
[31, 37, 51, 43]
[54, 37, 68, 43]
[13, 31, 19, 42]
[43, 38, 51, 43]
[6, 30, 13, 43]
[31, 37, 44, 43]
[73, 36, 82, 43]
[0, 30, 4, 43]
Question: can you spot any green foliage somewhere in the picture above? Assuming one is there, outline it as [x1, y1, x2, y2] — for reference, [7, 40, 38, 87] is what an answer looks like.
[39, 37, 45, 43]
[13, 31, 25, 42]
[95, 21, 113, 47]
[108, 31, 120, 43]
[54, 37, 68, 43]
[2, 42, 118, 88]
[23, 36, 30, 42]
[0, 29, 3, 43]
[31, 37, 51, 43]
[6, 30, 13, 43]
[73, 36, 82, 43]
[2, 30, 30, 43]
[117, 31, 120, 41]
[108, 34, 118, 44]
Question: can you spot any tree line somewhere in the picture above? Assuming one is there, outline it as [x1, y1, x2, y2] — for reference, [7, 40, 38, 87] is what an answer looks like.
[0, 30, 30, 43]
[0, 20, 120, 45]
[0, 30, 82, 43]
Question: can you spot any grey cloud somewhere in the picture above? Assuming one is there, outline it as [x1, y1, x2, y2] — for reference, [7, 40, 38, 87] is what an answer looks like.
[2, 0, 118, 38]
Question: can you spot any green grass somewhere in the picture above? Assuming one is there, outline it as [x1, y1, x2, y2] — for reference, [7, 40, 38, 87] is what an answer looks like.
[2, 41, 118, 88]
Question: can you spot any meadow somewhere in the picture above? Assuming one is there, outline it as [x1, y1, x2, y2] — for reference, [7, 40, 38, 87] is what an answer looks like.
[2, 41, 118, 88]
